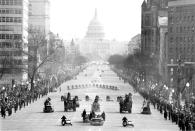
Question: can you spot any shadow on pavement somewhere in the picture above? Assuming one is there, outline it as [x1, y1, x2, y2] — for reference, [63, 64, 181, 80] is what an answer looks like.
[74, 120, 86, 123]
[106, 111, 120, 114]
[55, 111, 65, 113]
[34, 112, 45, 114]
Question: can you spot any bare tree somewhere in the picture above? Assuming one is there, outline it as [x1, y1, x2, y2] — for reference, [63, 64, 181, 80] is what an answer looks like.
[21, 27, 63, 91]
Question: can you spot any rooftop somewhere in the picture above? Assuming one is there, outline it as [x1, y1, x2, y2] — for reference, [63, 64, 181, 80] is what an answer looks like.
[169, 0, 195, 7]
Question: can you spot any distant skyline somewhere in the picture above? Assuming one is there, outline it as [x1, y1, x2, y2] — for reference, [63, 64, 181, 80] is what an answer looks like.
[50, 0, 143, 41]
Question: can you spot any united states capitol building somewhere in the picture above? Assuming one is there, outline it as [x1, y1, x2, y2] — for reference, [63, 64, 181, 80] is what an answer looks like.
[79, 9, 128, 60]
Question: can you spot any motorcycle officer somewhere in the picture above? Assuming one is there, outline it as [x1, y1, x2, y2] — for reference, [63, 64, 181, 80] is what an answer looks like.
[122, 116, 128, 123]
[61, 115, 67, 125]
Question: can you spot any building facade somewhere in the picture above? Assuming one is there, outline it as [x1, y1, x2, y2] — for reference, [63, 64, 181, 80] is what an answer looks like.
[28, 0, 50, 80]
[29, 0, 50, 34]
[0, 0, 29, 85]
[141, 0, 169, 81]
[141, 0, 169, 57]
[63, 39, 80, 71]
[158, 16, 168, 81]
[65, 39, 79, 57]
[167, 0, 195, 92]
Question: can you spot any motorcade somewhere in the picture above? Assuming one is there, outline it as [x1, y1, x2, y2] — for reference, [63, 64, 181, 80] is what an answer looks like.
[119, 93, 132, 113]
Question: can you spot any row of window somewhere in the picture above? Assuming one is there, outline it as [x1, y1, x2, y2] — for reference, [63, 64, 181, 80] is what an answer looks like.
[169, 26, 195, 33]
[0, 59, 22, 65]
[169, 36, 194, 43]
[169, 47, 194, 53]
[169, 14, 195, 23]
[144, 15, 153, 26]
[141, 30, 154, 37]
[0, 17, 22, 23]
[0, 25, 22, 31]
[0, 68, 22, 74]
[0, 51, 22, 56]
[0, 42, 22, 48]
[171, 6, 195, 13]
[0, 0, 22, 5]
[0, 34, 22, 40]
[0, 9, 22, 14]
[171, 58, 195, 63]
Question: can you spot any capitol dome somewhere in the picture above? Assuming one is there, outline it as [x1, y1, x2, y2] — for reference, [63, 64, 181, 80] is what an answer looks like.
[85, 9, 105, 39]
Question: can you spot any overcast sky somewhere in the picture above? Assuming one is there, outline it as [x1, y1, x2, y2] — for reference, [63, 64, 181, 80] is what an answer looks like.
[50, 0, 143, 41]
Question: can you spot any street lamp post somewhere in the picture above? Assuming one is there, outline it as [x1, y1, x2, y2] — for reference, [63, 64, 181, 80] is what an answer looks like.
[163, 85, 168, 100]
[171, 89, 175, 104]
[176, 58, 183, 109]
[186, 82, 190, 108]
[2, 86, 5, 99]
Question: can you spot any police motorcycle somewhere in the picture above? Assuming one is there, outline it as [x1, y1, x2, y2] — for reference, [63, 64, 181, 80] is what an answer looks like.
[43, 97, 54, 113]
[61, 115, 72, 126]
[122, 116, 134, 127]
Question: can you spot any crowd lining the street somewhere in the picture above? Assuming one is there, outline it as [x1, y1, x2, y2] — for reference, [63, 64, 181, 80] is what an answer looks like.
[0, 84, 48, 118]
[0, 66, 86, 119]
[140, 90, 195, 131]
[113, 67, 195, 131]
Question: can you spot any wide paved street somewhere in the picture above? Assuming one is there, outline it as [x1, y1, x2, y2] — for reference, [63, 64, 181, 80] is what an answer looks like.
[0, 64, 179, 131]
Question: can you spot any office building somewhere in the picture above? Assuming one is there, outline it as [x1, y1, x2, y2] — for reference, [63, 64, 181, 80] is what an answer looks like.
[0, 0, 29, 85]
[167, 0, 195, 90]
